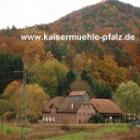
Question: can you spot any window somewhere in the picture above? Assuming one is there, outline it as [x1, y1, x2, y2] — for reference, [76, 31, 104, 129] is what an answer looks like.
[43, 116, 45, 122]
[49, 117, 51, 122]
[46, 116, 48, 122]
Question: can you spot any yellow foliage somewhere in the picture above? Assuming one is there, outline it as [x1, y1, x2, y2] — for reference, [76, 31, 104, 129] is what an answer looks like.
[4, 81, 49, 119]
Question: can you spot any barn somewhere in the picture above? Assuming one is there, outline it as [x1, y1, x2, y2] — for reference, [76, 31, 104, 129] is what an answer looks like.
[42, 91, 123, 124]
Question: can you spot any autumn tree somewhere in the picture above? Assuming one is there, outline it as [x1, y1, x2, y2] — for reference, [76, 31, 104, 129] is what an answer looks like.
[23, 41, 46, 65]
[0, 99, 15, 120]
[73, 53, 87, 72]
[4, 81, 49, 122]
[0, 43, 8, 53]
[83, 55, 130, 89]
[3, 81, 22, 97]
[98, 55, 129, 88]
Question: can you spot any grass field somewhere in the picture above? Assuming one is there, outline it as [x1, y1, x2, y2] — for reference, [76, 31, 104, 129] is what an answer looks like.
[47, 131, 88, 140]
[47, 124, 131, 140]
[0, 123, 140, 140]
[0, 124, 32, 134]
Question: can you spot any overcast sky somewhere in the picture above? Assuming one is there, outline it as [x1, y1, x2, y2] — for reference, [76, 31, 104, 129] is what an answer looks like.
[0, 0, 140, 29]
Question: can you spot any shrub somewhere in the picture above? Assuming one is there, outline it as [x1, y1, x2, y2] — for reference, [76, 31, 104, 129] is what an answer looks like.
[88, 114, 105, 123]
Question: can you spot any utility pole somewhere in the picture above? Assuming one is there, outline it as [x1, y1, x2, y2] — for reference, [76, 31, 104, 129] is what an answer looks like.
[14, 65, 28, 140]
[0, 64, 28, 138]
[21, 65, 27, 140]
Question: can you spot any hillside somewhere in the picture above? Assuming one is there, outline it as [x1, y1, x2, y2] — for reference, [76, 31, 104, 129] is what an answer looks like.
[0, 0, 140, 97]
[38, 1, 140, 35]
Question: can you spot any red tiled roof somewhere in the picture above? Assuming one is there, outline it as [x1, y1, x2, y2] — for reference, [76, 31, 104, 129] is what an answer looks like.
[43, 97, 65, 112]
[43, 96, 81, 113]
[90, 98, 123, 114]
[69, 91, 87, 96]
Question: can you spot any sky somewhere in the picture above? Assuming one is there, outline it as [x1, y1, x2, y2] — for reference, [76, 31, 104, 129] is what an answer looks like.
[0, 0, 140, 29]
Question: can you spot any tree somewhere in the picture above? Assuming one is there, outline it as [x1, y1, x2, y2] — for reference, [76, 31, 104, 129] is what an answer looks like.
[81, 70, 112, 99]
[0, 43, 8, 53]
[46, 42, 68, 60]
[31, 59, 69, 97]
[93, 82, 112, 99]
[0, 99, 14, 118]
[112, 47, 132, 67]
[4, 81, 49, 122]
[66, 70, 76, 86]
[70, 77, 91, 91]
[98, 55, 129, 88]
[23, 41, 46, 65]
[73, 53, 86, 72]
[3, 81, 22, 97]
[88, 113, 105, 123]
[0, 53, 23, 93]
[114, 81, 140, 114]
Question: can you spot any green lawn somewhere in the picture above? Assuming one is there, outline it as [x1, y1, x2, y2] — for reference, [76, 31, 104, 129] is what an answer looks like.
[0, 124, 32, 134]
[46, 124, 130, 140]
[0, 123, 133, 140]
[47, 131, 88, 140]
[93, 124, 130, 138]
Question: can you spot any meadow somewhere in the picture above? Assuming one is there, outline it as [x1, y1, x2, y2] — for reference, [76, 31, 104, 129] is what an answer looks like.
[0, 123, 140, 140]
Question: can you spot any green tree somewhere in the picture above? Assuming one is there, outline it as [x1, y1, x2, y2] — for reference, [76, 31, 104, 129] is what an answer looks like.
[46, 42, 68, 60]
[114, 81, 140, 114]
[65, 70, 77, 90]
[88, 113, 105, 123]
[0, 53, 23, 93]
[81, 70, 112, 99]
[31, 59, 69, 97]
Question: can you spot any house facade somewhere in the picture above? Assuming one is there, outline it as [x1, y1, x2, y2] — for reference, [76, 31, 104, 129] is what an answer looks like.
[77, 103, 96, 123]
[42, 91, 123, 124]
